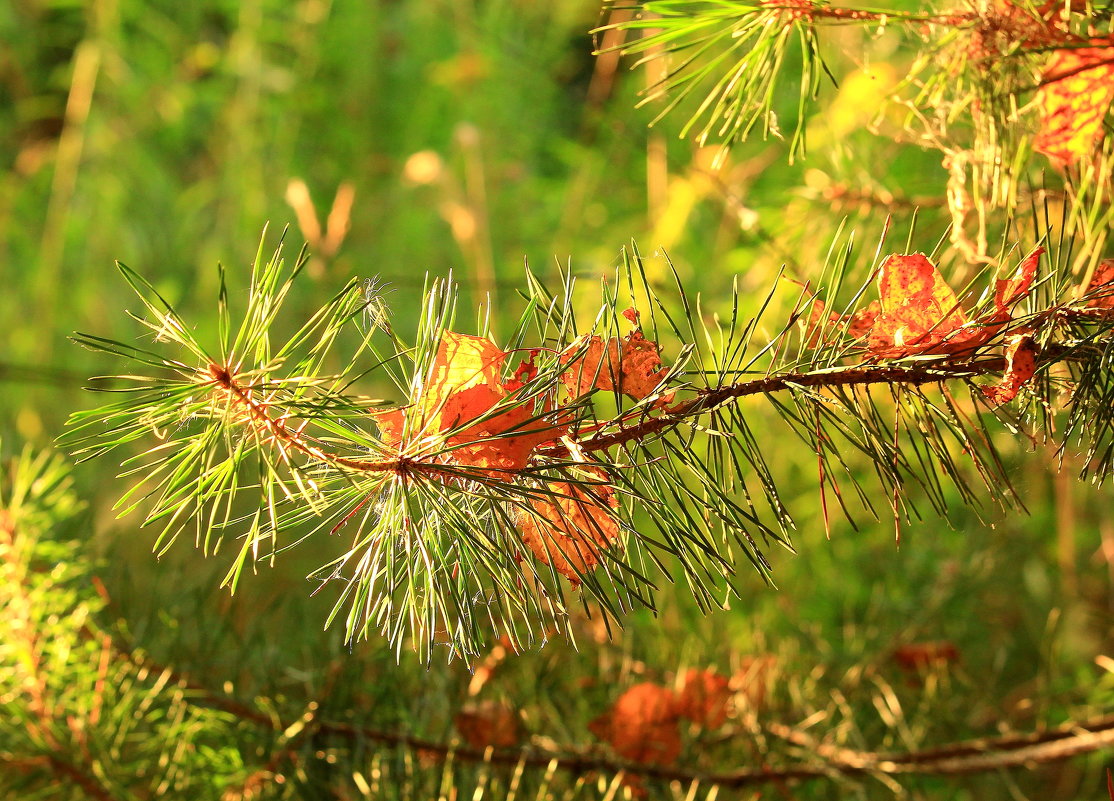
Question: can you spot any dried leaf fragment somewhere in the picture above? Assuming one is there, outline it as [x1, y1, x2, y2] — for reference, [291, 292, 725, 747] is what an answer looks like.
[588, 682, 681, 765]
[994, 247, 1042, 314]
[559, 332, 671, 402]
[1033, 45, 1114, 168]
[893, 641, 960, 672]
[518, 471, 621, 583]
[982, 335, 1038, 407]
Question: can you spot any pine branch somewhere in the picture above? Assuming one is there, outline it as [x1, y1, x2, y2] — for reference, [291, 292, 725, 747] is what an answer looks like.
[59, 227, 1114, 660]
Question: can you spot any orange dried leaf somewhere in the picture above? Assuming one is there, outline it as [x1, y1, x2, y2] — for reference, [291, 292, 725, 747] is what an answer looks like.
[676, 668, 731, 729]
[454, 701, 521, 750]
[518, 472, 621, 583]
[867, 254, 985, 358]
[1033, 45, 1114, 168]
[1085, 259, 1114, 310]
[847, 301, 880, 338]
[588, 683, 681, 765]
[982, 335, 1038, 407]
[418, 331, 506, 431]
[994, 247, 1042, 314]
[370, 407, 406, 447]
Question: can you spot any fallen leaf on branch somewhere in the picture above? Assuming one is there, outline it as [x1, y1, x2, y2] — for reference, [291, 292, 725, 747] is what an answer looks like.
[588, 682, 681, 765]
[517, 470, 621, 583]
[454, 700, 521, 749]
[982, 335, 1038, 407]
[994, 247, 1042, 315]
[676, 668, 731, 729]
[1033, 44, 1114, 168]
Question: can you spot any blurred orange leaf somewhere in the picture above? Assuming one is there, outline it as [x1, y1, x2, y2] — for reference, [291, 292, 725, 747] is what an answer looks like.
[454, 700, 521, 749]
[1086, 259, 1114, 311]
[676, 668, 731, 729]
[588, 682, 681, 765]
[1033, 44, 1114, 168]
[732, 654, 776, 711]
[893, 641, 960, 672]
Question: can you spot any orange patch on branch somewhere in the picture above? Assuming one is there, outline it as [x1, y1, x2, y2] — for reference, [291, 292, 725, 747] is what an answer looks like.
[518, 471, 621, 584]
[454, 700, 522, 750]
[588, 682, 681, 765]
[1034, 44, 1114, 168]
[1085, 259, 1114, 311]
[866, 254, 989, 358]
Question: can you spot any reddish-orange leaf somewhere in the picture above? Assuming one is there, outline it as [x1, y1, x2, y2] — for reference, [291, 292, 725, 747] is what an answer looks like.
[982, 335, 1038, 407]
[518, 471, 621, 584]
[588, 683, 681, 765]
[373, 332, 562, 475]
[454, 700, 521, 750]
[867, 254, 986, 358]
[370, 406, 406, 447]
[1033, 45, 1114, 168]
[417, 332, 506, 432]
[676, 668, 731, 729]
[1086, 258, 1114, 310]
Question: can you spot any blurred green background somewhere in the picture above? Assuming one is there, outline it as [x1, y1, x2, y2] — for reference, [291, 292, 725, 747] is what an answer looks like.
[2, 0, 1113, 798]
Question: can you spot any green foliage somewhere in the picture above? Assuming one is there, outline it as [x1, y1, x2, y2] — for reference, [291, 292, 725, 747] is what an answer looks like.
[6, 0, 1114, 797]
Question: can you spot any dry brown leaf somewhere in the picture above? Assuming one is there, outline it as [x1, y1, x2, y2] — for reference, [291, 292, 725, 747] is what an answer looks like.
[588, 682, 681, 765]
[994, 247, 1042, 315]
[518, 470, 621, 584]
[1034, 44, 1114, 168]
[893, 641, 960, 672]
[372, 332, 562, 476]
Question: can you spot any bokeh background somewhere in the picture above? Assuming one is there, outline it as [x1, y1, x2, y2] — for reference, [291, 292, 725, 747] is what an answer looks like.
[3, 1, 1113, 798]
